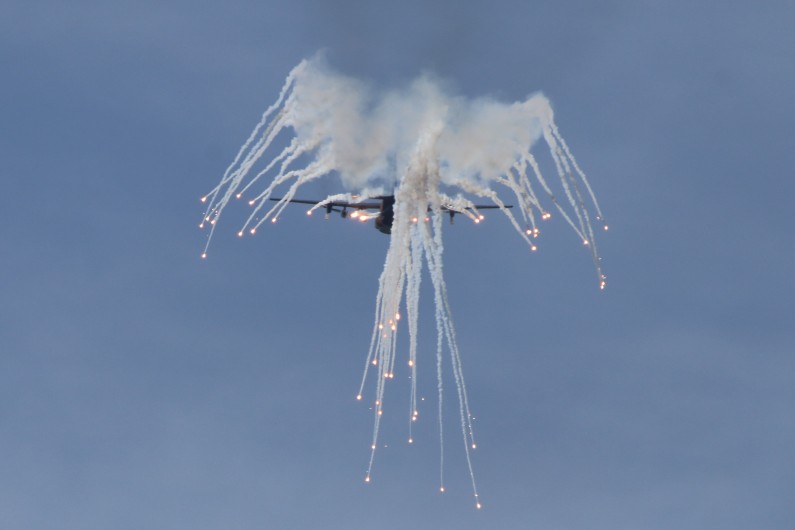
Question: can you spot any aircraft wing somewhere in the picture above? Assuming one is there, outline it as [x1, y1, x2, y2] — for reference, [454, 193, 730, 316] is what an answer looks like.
[441, 204, 513, 211]
[454, 205, 512, 209]
[269, 198, 512, 211]
[269, 198, 383, 210]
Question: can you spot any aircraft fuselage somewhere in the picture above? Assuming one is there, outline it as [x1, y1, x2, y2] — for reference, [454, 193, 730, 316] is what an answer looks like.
[374, 195, 395, 235]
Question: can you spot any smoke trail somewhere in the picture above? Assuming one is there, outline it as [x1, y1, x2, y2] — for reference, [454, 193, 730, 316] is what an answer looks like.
[200, 56, 606, 507]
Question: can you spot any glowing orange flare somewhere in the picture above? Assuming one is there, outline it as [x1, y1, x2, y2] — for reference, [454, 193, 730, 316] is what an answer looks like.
[408, 360, 414, 367]
[249, 228, 256, 234]
[408, 438, 413, 444]
[306, 210, 312, 216]
[364, 476, 370, 483]
[201, 253, 207, 259]
[271, 218, 278, 223]
[200, 196, 207, 203]
[235, 193, 242, 199]
[248, 200, 255, 206]
[440, 487, 445, 493]
[356, 394, 362, 401]
[476, 503, 482, 509]
[237, 231, 244, 237]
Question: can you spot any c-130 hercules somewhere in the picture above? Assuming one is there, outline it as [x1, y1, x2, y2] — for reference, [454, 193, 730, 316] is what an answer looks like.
[271, 195, 511, 235]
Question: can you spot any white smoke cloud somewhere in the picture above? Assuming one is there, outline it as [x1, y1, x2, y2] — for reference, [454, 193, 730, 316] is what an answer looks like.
[282, 55, 550, 190]
[199, 56, 607, 505]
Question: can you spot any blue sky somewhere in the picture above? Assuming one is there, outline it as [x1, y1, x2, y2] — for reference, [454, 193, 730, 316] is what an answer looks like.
[2, 1, 793, 528]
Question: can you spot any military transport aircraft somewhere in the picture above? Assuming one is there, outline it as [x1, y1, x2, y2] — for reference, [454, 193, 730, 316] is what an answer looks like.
[270, 196, 511, 235]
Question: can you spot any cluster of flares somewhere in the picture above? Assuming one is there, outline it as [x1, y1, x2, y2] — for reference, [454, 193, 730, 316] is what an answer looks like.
[200, 57, 606, 508]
